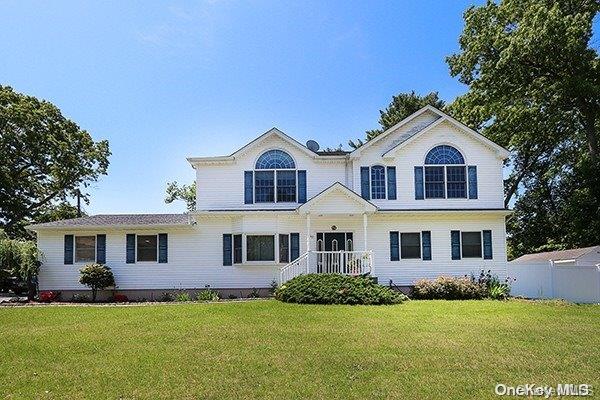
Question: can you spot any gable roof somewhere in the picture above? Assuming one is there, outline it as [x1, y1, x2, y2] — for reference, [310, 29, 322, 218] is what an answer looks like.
[511, 246, 600, 264]
[350, 105, 510, 159]
[27, 214, 194, 231]
[297, 182, 377, 214]
[187, 128, 347, 166]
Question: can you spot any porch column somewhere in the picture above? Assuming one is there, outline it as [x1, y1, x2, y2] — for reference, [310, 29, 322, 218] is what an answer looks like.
[363, 213, 368, 250]
[305, 213, 311, 253]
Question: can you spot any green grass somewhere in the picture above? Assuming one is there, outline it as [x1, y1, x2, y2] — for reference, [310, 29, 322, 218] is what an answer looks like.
[1, 300, 598, 399]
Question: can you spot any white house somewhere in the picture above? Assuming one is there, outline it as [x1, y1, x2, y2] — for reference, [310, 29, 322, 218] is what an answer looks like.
[28, 106, 511, 299]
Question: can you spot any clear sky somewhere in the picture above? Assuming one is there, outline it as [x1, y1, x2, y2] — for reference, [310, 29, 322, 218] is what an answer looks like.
[2, 0, 489, 214]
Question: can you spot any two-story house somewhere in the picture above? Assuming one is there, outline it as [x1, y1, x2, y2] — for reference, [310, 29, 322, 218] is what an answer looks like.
[29, 106, 511, 299]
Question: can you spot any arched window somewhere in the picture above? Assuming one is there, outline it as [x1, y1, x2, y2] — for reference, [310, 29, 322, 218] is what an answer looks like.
[370, 165, 386, 199]
[425, 145, 465, 165]
[424, 145, 467, 199]
[254, 150, 297, 202]
[255, 150, 295, 169]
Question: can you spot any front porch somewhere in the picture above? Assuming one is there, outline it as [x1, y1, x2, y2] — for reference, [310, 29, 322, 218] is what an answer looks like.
[280, 182, 377, 283]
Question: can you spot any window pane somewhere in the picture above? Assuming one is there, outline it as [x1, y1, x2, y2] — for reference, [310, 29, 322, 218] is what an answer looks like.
[425, 166, 445, 198]
[247, 235, 275, 261]
[461, 232, 482, 258]
[401, 233, 421, 259]
[255, 150, 295, 169]
[276, 171, 296, 202]
[255, 171, 275, 202]
[370, 166, 386, 199]
[75, 236, 96, 263]
[446, 166, 467, 198]
[425, 145, 465, 164]
[279, 234, 289, 263]
[137, 235, 157, 262]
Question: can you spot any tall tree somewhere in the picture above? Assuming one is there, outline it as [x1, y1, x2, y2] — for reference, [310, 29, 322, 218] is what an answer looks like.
[0, 86, 110, 238]
[165, 181, 196, 212]
[447, 0, 600, 257]
[349, 91, 445, 149]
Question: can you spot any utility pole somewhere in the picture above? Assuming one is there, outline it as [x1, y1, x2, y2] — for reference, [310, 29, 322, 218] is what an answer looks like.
[76, 189, 82, 217]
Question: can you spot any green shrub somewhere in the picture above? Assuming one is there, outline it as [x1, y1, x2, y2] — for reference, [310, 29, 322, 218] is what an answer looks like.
[411, 276, 486, 300]
[275, 274, 408, 305]
[78, 263, 115, 302]
[174, 292, 192, 302]
[196, 289, 220, 302]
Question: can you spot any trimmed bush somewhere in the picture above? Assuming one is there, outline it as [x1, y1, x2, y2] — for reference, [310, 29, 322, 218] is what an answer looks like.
[411, 276, 486, 300]
[275, 274, 408, 305]
[79, 263, 115, 302]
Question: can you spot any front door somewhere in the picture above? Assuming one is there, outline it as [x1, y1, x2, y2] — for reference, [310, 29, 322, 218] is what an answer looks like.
[316, 232, 353, 273]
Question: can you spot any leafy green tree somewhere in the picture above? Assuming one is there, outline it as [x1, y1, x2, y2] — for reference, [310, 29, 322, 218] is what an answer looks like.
[165, 181, 196, 212]
[0, 237, 43, 300]
[447, 0, 599, 257]
[0, 86, 110, 238]
[349, 91, 445, 149]
[79, 263, 115, 302]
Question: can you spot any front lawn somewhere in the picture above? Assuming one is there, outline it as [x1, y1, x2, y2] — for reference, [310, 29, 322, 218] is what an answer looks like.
[1, 300, 598, 399]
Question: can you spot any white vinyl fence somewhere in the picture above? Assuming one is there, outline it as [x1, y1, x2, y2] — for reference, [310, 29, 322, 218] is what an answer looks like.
[508, 262, 600, 303]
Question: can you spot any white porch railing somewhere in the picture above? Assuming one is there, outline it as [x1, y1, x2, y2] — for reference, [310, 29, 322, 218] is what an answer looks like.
[279, 250, 373, 284]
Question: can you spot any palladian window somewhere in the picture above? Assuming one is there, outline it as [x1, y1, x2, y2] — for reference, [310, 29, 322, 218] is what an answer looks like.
[254, 150, 297, 203]
[424, 145, 467, 199]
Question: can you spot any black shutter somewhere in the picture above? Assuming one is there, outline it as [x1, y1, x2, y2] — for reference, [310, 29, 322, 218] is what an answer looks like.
[158, 233, 168, 263]
[290, 233, 300, 261]
[421, 231, 431, 261]
[233, 234, 242, 264]
[64, 234, 74, 265]
[387, 166, 397, 200]
[126, 234, 136, 263]
[483, 230, 493, 259]
[360, 167, 370, 200]
[96, 234, 106, 264]
[390, 231, 399, 261]
[244, 171, 254, 204]
[468, 166, 478, 199]
[451, 230, 461, 260]
[223, 234, 233, 266]
[414, 166, 424, 200]
[298, 170, 307, 203]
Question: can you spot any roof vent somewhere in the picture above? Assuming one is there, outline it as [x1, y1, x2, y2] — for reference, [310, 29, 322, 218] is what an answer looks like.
[306, 140, 320, 152]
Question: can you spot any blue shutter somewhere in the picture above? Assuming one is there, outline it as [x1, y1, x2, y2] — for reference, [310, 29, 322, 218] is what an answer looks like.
[414, 166, 424, 200]
[126, 234, 136, 263]
[64, 234, 74, 265]
[223, 234, 232, 266]
[96, 234, 106, 264]
[387, 166, 396, 200]
[290, 233, 300, 261]
[244, 171, 254, 204]
[451, 231, 461, 260]
[298, 170, 307, 203]
[483, 230, 493, 259]
[468, 166, 478, 199]
[390, 231, 399, 261]
[360, 167, 370, 200]
[158, 233, 168, 263]
[422, 231, 431, 261]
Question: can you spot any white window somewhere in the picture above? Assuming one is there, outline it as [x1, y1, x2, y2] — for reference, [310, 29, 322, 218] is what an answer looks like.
[137, 235, 158, 262]
[246, 235, 275, 261]
[75, 236, 96, 263]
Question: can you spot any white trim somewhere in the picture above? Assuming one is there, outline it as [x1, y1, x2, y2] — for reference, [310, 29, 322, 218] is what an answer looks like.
[136, 234, 159, 263]
[74, 235, 96, 264]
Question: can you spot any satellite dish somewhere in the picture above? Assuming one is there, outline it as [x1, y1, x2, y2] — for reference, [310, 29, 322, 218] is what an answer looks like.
[306, 140, 320, 152]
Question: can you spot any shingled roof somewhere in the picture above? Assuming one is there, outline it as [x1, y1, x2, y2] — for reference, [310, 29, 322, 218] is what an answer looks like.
[27, 214, 194, 230]
[511, 246, 600, 263]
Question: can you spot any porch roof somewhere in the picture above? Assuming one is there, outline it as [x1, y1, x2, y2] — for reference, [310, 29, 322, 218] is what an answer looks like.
[297, 182, 377, 215]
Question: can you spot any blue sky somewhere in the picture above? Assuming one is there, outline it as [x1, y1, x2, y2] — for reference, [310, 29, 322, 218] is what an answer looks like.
[3, 0, 495, 214]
